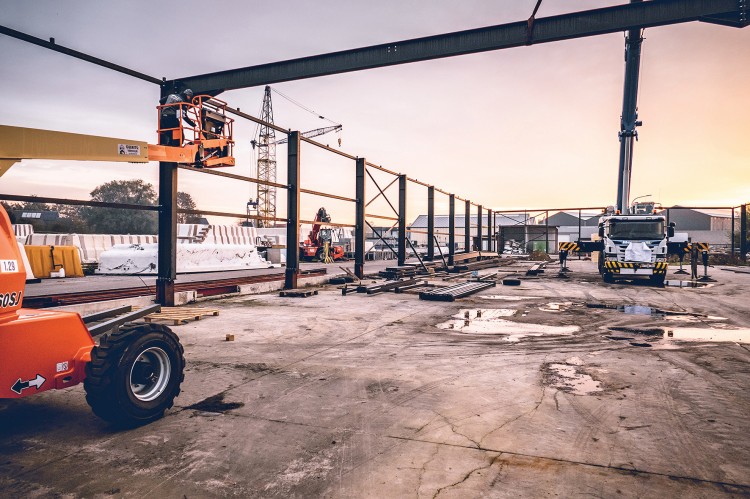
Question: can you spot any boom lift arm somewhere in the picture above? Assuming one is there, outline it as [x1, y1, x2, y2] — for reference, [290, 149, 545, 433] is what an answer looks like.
[0, 95, 236, 176]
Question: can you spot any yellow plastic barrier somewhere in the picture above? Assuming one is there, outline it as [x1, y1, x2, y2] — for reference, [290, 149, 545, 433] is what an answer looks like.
[23, 245, 84, 278]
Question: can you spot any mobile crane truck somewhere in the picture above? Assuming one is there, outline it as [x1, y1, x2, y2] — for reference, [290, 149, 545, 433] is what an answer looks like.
[560, 202, 687, 285]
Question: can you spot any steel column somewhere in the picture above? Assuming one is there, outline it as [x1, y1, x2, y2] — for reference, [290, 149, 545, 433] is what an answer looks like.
[476, 204, 483, 251]
[487, 209, 493, 254]
[545, 210, 550, 253]
[427, 186, 435, 261]
[741, 204, 748, 262]
[732, 208, 737, 257]
[398, 175, 407, 266]
[156, 161, 177, 306]
[355, 158, 366, 278]
[285, 131, 301, 289]
[448, 194, 455, 265]
[464, 200, 471, 252]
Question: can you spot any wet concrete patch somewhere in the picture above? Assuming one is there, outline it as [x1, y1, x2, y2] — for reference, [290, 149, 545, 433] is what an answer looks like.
[542, 360, 602, 395]
[587, 302, 726, 322]
[481, 295, 543, 301]
[538, 302, 572, 313]
[665, 280, 713, 288]
[437, 309, 579, 341]
[663, 327, 750, 344]
[187, 393, 245, 413]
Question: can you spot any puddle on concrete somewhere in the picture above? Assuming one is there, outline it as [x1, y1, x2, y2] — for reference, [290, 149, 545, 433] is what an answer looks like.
[588, 302, 725, 321]
[538, 302, 572, 313]
[481, 295, 543, 301]
[663, 327, 750, 343]
[437, 309, 579, 341]
[544, 363, 602, 395]
[665, 280, 713, 288]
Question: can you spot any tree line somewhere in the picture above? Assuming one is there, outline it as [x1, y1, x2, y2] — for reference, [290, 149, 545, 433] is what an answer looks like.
[2, 180, 203, 235]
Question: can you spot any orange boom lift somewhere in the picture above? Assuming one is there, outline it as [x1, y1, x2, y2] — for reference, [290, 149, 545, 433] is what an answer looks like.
[0, 97, 241, 425]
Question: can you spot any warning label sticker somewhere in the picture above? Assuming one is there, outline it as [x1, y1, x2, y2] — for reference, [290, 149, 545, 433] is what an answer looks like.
[118, 144, 141, 156]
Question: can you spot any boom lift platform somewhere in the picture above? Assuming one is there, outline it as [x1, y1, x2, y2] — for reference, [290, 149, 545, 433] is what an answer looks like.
[0, 94, 234, 175]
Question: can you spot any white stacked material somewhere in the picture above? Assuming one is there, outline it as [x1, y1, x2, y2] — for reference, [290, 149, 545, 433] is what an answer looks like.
[12, 224, 34, 244]
[76, 234, 158, 264]
[97, 224, 273, 274]
[26, 233, 75, 246]
[17, 241, 36, 281]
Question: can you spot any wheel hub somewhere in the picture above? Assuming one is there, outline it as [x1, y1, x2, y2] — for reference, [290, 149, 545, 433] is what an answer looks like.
[129, 346, 171, 402]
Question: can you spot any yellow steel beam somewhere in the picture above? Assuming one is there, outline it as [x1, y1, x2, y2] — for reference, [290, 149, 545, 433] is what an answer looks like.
[0, 125, 149, 176]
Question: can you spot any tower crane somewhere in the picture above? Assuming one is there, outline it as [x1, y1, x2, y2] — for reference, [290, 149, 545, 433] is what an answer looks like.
[250, 86, 342, 227]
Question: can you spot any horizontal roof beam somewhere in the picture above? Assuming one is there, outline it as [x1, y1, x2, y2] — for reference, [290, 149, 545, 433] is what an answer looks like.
[172, 0, 747, 95]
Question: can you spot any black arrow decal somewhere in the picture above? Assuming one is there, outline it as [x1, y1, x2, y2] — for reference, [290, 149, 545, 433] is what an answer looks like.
[10, 374, 46, 395]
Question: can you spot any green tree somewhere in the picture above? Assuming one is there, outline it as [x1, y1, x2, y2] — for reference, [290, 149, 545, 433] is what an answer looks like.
[82, 180, 158, 234]
[176, 191, 203, 224]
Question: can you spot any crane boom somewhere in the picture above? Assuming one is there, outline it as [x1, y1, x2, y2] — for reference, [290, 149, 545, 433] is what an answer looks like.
[275, 125, 342, 145]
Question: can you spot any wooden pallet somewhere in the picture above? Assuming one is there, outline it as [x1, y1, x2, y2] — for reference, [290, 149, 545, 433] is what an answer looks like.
[279, 288, 319, 298]
[142, 306, 220, 325]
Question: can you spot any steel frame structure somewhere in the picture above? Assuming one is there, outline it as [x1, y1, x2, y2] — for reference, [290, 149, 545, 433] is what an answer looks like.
[2, 0, 747, 303]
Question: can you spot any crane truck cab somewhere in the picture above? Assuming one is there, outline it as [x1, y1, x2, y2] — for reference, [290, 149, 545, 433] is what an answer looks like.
[596, 202, 674, 285]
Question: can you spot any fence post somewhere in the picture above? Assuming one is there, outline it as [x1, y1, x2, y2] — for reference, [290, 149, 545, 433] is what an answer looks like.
[285, 131, 301, 289]
[354, 158, 366, 278]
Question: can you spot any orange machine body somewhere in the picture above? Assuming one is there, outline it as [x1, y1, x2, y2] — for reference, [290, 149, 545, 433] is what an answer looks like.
[0, 207, 94, 399]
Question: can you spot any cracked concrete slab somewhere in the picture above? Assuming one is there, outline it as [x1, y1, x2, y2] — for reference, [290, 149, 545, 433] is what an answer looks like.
[2, 260, 750, 497]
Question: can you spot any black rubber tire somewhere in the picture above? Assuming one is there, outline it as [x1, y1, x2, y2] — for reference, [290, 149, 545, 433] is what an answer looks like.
[84, 323, 185, 427]
[316, 248, 325, 262]
[650, 274, 665, 287]
[597, 252, 605, 275]
[602, 271, 614, 283]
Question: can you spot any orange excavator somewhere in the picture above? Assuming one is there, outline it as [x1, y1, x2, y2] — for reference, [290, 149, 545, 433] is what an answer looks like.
[0, 204, 184, 426]
[299, 207, 345, 262]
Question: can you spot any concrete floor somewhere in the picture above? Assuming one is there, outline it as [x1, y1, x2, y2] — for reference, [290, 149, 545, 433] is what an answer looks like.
[2, 260, 750, 498]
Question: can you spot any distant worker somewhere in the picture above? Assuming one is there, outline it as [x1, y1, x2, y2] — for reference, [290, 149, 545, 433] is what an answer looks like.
[159, 88, 196, 146]
[689, 243, 699, 280]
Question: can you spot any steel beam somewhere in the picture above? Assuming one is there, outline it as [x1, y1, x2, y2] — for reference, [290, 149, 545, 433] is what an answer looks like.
[448, 194, 455, 265]
[285, 132, 301, 289]
[156, 161, 177, 306]
[427, 186, 435, 261]
[464, 200, 471, 253]
[0, 25, 162, 85]
[398, 175, 407, 266]
[170, 0, 746, 94]
[355, 158, 366, 278]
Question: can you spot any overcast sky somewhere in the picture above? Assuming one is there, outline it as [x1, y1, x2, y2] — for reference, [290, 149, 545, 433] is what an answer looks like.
[1, 1, 748, 225]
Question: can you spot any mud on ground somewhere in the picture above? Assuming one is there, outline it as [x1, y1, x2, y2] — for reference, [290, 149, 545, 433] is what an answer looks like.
[2, 260, 749, 498]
